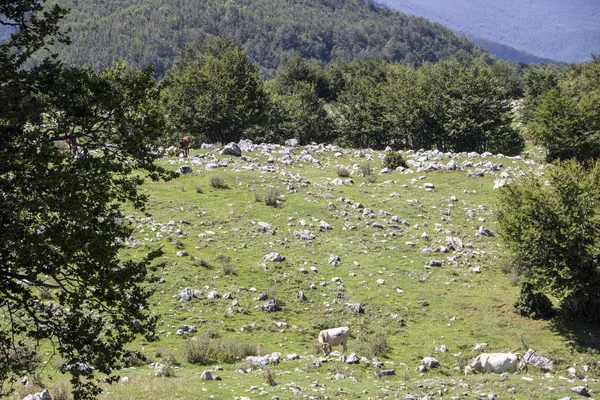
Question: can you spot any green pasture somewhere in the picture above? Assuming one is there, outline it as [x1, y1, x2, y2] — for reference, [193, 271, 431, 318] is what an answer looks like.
[16, 146, 599, 400]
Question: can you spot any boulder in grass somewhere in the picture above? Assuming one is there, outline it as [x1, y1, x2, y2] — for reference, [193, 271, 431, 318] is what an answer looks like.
[221, 142, 242, 157]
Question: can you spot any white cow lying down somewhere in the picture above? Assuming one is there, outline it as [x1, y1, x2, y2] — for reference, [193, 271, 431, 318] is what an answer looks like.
[465, 352, 527, 375]
[317, 326, 349, 355]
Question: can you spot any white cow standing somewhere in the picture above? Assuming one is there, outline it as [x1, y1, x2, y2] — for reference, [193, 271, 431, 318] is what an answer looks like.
[317, 326, 350, 355]
[465, 352, 527, 375]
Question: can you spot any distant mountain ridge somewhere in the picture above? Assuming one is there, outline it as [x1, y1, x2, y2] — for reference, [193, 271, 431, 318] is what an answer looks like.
[467, 35, 554, 65]
[376, 0, 600, 63]
[30, 0, 486, 77]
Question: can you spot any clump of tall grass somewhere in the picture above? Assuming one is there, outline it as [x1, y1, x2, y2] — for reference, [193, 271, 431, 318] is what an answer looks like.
[356, 333, 390, 358]
[184, 336, 257, 365]
[359, 162, 374, 177]
[209, 175, 229, 189]
[264, 187, 281, 207]
[192, 257, 212, 269]
[336, 166, 351, 177]
[366, 174, 378, 183]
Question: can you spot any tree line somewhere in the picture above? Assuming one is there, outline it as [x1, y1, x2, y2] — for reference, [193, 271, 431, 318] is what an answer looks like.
[160, 37, 526, 155]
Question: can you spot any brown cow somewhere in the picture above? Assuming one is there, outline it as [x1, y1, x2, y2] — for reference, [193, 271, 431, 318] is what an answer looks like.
[180, 136, 190, 157]
[65, 131, 78, 156]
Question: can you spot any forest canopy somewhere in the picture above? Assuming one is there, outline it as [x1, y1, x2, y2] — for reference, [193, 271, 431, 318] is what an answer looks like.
[41, 0, 487, 78]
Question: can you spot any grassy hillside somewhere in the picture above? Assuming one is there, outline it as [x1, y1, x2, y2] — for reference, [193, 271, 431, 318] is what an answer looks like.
[43, 0, 485, 78]
[14, 144, 600, 399]
[377, 0, 600, 63]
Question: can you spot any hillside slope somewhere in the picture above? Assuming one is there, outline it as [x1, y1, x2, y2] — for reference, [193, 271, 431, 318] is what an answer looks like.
[377, 0, 600, 63]
[43, 0, 485, 78]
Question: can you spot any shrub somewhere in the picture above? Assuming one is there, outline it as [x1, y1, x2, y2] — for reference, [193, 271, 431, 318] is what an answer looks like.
[264, 187, 280, 207]
[155, 348, 180, 366]
[194, 184, 203, 193]
[222, 263, 237, 276]
[185, 336, 257, 365]
[119, 349, 150, 368]
[184, 338, 210, 365]
[356, 333, 390, 358]
[215, 254, 231, 264]
[366, 174, 378, 183]
[358, 163, 374, 177]
[262, 366, 277, 386]
[209, 175, 229, 189]
[254, 192, 262, 202]
[193, 257, 212, 269]
[336, 166, 351, 177]
[383, 152, 408, 170]
[514, 283, 554, 319]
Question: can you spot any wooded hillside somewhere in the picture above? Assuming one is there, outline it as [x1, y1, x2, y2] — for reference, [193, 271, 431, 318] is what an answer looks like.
[43, 0, 486, 78]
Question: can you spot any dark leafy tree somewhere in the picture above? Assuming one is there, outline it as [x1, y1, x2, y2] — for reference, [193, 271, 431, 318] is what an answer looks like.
[333, 72, 389, 149]
[270, 54, 330, 99]
[161, 37, 268, 145]
[520, 68, 558, 124]
[269, 81, 334, 145]
[443, 63, 523, 154]
[0, 1, 173, 398]
[497, 160, 600, 320]
[527, 57, 600, 163]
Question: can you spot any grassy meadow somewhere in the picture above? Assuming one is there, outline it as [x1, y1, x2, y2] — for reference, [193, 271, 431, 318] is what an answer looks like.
[16, 144, 600, 400]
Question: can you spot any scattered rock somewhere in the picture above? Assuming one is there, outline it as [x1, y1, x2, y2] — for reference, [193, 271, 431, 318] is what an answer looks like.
[328, 254, 341, 265]
[571, 386, 589, 396]
[261, 299, 280, 313]
[200, 370, 213, 380]
[264, 252, 286, 262]
[421, 357, 440, 368]
[221, 142, 242, 157]
[476, 226, 494, 237]
[179, 288, 194, 301]
[177, 165, 193, 174]
[22, 390, 52, 400]
[523, 349, 554, 371]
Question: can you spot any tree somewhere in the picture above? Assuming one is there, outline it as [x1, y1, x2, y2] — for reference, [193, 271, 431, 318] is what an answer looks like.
[443, 63, 522, 155]
[497, 160, 600, 320]
[269, 54, 330, 99]
[527, 58, 600, 163]
[269, 81, 334, 145]
[160, 37, 268, 145]
[0, 1, 173, 398]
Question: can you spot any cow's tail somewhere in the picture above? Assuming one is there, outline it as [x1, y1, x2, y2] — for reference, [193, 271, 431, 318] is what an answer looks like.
[516, 353, 528, 374]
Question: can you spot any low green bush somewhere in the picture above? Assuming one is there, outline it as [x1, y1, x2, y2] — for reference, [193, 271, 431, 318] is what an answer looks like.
[383, 152, 408, 170]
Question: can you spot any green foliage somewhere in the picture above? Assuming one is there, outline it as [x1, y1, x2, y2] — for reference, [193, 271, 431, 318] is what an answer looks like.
[382, 152, 408, 170]
[0, 1, 174, 398]
[527, 58, 600, 163]
[358, 163, 375, 177]
[356, 333, 391, 359]
[268, 81, 334, 145]
[336, 166, 351, 178]
[264, 187, 281, 207]
[497, 160, 600, 319]
[514, 283, 554, 319]
[160, 37, 268, 144]
[184, 337, 257, 365]
[41, 0, 485, 79]
[209, 175, 229, 189]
